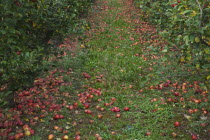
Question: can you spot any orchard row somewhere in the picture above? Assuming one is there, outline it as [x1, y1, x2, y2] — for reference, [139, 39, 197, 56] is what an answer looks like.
[0, 0, 93, 105]
[134, 0, 210, 72]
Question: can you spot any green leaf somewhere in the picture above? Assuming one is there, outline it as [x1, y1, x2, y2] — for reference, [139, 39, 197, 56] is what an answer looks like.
[161, 56, 167, 62]
[182, 10, 193, 15]
[71, 13, 76, 18]
[178, 5, 184, 11]
[186, 54, 192, 61]
[30, 135, 41, 140]
[162, 49, 168, 53]
[0, 30, 6, 34]
[25, 52, 30, 57]
[189, 35, 195, 43]
[183, 35, 189, 45]
[1, 61, 7, 65]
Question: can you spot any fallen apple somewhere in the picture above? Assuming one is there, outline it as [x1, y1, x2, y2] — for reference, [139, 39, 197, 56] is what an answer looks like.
[174, 121, 181, 127]
[124, 107, 130, 111]
[24, 130, 31, 136]
[191, 134, 198, 140]
[62, 135, 69, 140]
[116, 113, 121, 118]
[48, 134, 54, 140]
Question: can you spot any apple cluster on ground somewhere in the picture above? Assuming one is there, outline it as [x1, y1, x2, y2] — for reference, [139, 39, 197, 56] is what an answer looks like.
[0, 68, 132, 139]
[0, 67, 208, 139]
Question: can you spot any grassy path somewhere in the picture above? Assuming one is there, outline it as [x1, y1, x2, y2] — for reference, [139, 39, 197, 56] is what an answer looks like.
[77, 0, 209, 139]
[80, 0, 178, 139]
[0, 0, 209, 140]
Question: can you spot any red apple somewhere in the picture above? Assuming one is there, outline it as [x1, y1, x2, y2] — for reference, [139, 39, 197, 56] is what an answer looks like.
[75, 131, 81, 135]
[145, 131, 151, 136]
[200, 123, 206, 127]
[14, 133, 20, 139]
[100, 107, 104, 111]
[29, 129, 34, 135]
[72, 122, 77, 126]
[75, 135, 81, 140]
[53, 114, 60, 120]
[174, 121, 181, 127]
[166, 80, 171, 84]
[172, 132, 177, 137]
[111, 131, 116, 135]
[179, 97, 185, 102]
[124, 107, 130, 111]
[63, 130, 68, 134]
[174, 92, 181, 96]
[203, 110, 208, 115]
[83, 103, 90, 109]
[167, 98, 173, 102]
[97, 114, 103, 119]
[8, 135, 15, 140]
[68, 105, 74, 110]
[97, 136, 103, 140]
[89, 120, 94, 124]
[191, 134, 198, 140]
[188, 109, 194, 114]
[23, 125, 29, 131]
[193, 109, 199, 113]
[54, 126, 59, 130]
[116, 113, 121, 118]
[94, 133, 100, 137]
[59, 115, 64, 119]
[73, 102, 78, 106]
[194, 99, 201, 104]
[19, 133, 24, 138]
[96, 105, 100, 109]
[111, 97, 116, 101]
[85, 110, 92, 114]
[164, 83, 169, 87]
[104, 103, 109, 106]
[112, 107, 120, 112]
